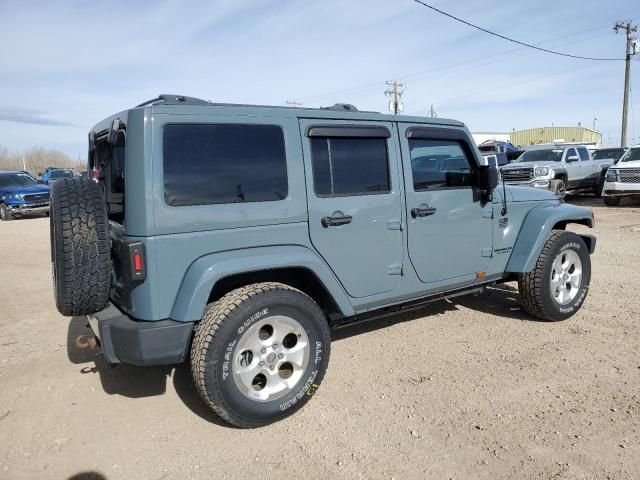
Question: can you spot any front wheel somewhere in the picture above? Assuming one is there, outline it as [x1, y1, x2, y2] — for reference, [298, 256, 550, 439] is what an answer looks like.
[191, 282, 331, 428]
[549, 179, 566, 198]
[604, 196, 621, 206]
[518, 231, 591, 321]
[0, 203, 14, 221]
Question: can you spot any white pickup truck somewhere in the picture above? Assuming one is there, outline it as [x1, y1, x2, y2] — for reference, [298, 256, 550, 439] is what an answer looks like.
[500, 145, 614, 197]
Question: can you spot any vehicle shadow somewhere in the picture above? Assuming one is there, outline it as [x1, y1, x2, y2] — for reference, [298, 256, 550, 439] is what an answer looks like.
[66, 317, 228, 426]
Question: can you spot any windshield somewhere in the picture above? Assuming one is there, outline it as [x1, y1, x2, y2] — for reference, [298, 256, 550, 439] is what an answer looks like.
[0, 173, 38, 188]
[516, 149, 563, 163]
[619, 147, 640, 163]
[593, 149, 625, 161]
[50, 170, 74, 179]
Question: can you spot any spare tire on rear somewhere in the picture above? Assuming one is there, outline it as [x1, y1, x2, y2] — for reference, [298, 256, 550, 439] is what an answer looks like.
[50, 178, 111, 316]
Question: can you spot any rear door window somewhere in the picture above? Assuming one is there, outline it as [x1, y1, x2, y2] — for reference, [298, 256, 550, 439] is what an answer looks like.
[577, 147, 590, 161]
[163, 124, 288, 206]
[310, 137, 390, 196]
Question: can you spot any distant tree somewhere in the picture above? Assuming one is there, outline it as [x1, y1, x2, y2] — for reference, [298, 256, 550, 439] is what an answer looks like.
[0, 145, 84, 176]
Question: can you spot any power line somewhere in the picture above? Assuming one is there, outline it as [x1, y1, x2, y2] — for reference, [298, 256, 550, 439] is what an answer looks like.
[411, 0, 624, 61]
[295, 28, 614, 103]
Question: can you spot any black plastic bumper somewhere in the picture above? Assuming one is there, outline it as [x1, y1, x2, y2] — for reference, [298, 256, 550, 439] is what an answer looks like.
[87, 303, 194, 366]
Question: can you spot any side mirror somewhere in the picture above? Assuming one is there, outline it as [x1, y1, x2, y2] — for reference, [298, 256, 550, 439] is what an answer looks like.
[566, 155, 579, 163]
[478, 165, 499, 202]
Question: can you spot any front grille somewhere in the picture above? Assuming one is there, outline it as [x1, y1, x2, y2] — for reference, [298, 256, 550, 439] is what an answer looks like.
[502, 168, 533, 182]
[618, 168, 640, 184]
[23, 193, 50, 203]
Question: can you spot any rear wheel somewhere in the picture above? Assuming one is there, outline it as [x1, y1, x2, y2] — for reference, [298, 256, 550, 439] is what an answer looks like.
[550, 178, 566, 198]
[518, 231, 591, 321]
[191, 282, 331, 428]
[0, 203, 14, 221]
[50, 178, 111, 316]
[604, 196, 621, 206]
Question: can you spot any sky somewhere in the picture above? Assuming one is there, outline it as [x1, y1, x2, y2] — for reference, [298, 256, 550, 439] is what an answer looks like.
[0, 0, 639, 158]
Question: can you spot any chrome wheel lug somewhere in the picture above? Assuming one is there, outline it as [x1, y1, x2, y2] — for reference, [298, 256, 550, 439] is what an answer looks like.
[269, 364, 275, 371]
[261, 348, 266, 354]
[272, 343, 278, 349]
[258, 361, 265, 367]
[278, 353, 284, 359]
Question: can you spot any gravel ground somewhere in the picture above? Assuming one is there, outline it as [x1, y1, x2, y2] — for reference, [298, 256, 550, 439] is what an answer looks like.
[1, 196, 639, 480]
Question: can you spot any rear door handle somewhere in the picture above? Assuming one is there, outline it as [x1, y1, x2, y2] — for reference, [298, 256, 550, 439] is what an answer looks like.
[411, 206, 437, 218]
[321, 214, 353, 228]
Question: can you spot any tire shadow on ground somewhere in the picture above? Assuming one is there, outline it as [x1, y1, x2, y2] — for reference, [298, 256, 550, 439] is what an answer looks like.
[66, 317, 228, 426]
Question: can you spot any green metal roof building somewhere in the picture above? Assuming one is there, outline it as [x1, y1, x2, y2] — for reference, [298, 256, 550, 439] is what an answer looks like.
[510, 126, 602, 148]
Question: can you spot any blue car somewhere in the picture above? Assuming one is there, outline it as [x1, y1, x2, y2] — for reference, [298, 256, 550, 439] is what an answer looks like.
[41, 168, 75, 185]
[0, 171, 51, 221]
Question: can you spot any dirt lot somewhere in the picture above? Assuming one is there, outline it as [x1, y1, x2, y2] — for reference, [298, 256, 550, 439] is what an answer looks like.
[1, 197, 639, 480]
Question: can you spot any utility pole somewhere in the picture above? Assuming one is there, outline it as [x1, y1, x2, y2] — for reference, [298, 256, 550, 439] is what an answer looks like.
[428, 104, 438, 118]
[592, 118, 597, 131]
[385, 80, 404, 114]
[285, 100, 303, 108]
[614, 21, 638, 147]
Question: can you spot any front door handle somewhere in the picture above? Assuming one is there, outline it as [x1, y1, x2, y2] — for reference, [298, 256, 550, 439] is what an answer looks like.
[321, 214, 353, 228]
[411, 206, 437, 218]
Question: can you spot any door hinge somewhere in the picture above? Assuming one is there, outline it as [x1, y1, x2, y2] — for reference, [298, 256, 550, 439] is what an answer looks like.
[482, 208, 494, 219]
[481, 248, 493, 257]
[387, 262, 403, 275]
[387, 218, 402, 231]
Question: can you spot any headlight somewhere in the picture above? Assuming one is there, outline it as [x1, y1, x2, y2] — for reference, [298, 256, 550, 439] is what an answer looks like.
[606, 169, 618, 182]
[9, 193, 24, 201]
[534, 166, 549, 176]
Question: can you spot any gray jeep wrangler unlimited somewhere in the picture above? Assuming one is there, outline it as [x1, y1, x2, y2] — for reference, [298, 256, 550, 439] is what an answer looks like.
[50, 94, 596, 428]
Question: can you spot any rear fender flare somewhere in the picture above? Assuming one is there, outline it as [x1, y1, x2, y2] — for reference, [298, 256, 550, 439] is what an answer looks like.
[170, 246, 355, 321]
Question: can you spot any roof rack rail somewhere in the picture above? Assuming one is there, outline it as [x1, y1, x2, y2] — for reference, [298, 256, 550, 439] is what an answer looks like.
[321, 103, 359, 112]
[136, 94, 211, 107]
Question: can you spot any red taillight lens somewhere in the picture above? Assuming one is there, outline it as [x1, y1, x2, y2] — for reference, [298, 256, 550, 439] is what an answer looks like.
[90, 168, 99, 182]
[133, 253, 142, 271]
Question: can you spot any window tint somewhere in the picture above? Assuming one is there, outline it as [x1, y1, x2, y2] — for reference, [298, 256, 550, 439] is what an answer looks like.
[409, 139, 476, 190]
[577, 148, 590, 161]
[310, 137, 390, 196]
[163, 124, 288, 206]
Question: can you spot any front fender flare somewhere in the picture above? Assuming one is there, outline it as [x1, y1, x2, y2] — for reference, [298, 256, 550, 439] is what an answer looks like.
[505, 203, 594, 273]
[170, 245, 355, 322]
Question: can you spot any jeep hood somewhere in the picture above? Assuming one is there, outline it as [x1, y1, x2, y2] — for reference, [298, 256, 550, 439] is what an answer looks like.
[505, 185, 559, 203]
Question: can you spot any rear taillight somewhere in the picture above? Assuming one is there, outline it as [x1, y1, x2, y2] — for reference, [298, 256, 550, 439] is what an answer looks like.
[127, 242, 146, 282]
[90, 168, 99, 182]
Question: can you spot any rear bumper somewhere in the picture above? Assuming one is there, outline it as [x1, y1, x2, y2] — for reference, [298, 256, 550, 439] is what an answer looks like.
[87, 303, 194, 366]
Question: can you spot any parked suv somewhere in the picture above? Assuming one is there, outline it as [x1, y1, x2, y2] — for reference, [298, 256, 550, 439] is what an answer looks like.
[603, 145, 640, 206]
[501, 145, 613, 197]
[0, 171, 51, 220]
[50, 95, 597, 427]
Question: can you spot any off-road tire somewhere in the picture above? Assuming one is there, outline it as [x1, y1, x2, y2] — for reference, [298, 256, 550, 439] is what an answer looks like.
[518, 230, 591, 322]
[0, 203, 14, 221]
[191, 282, 331, 428]
[549, 178, 566, 198]
[604, 196, 620, 206]
[50, 178, 111, 316]
[593, 174, 605, 198]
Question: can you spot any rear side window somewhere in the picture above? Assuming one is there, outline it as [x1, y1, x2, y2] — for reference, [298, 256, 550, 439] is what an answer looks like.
[310, 137, 390, 196]
[409, 139, 476, 190]
[578, 147, 590, 161]
[163, 124, 288, 206]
